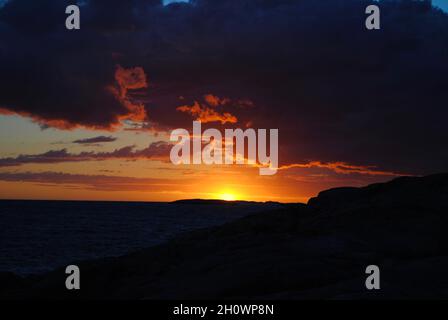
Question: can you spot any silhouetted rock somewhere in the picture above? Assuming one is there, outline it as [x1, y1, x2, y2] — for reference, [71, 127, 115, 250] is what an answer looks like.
[4, 174, 448, 299]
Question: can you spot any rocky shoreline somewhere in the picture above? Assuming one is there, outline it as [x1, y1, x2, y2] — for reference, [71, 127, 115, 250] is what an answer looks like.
[2, 173, 448, 299]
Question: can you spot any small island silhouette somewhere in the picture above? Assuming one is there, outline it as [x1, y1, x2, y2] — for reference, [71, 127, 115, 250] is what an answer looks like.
[2, 173, 448, 299]
[172, 199, 284, 205]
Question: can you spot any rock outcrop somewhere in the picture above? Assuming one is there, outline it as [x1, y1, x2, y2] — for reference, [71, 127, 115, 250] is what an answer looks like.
[3, 173, 448, 299]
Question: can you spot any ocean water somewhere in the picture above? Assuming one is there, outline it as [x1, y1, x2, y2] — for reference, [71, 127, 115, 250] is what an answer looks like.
[0, 200, 277, 275]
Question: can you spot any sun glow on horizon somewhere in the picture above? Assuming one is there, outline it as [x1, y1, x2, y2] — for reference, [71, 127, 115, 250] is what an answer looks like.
[219, 193, 237, 201]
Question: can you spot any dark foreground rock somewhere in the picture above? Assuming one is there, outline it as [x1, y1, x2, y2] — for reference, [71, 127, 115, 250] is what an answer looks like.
[3, 173, 448, 299]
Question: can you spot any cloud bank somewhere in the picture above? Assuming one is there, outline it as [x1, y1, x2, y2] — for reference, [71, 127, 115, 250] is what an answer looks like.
[0, 0, 447, 174]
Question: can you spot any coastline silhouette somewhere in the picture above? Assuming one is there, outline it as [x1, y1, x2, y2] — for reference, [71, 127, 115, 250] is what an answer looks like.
[2, 173, 448, 299]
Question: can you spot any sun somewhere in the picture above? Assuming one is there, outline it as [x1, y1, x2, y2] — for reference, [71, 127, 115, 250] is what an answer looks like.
[219, 193, 237, 201]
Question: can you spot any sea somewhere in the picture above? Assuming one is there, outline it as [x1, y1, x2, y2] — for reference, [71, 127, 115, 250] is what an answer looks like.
[0, 200, 279, 275]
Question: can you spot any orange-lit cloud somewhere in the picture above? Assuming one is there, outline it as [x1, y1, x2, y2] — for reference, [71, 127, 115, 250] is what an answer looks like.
[177, 94, 238, 124]
[110, 65, 149, 123]
[0, 108, 83, 130]
[0, 65, 149, 131]
[115, 65, 148, 94]
[203, 94, 230, 107]
[0, 108, 17, 116]
[279, 161, 406, 176]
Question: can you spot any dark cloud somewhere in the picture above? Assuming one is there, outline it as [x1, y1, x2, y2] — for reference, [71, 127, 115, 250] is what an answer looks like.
[73, 135, 117, 144]
[0, 0, 154, 129]
[0, 171, 187, 191]
[0, 141, 171, 167]
[0, 0, 448, 174]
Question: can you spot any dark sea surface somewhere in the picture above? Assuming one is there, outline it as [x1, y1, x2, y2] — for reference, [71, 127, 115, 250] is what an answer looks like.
[0, 200, 279, 275]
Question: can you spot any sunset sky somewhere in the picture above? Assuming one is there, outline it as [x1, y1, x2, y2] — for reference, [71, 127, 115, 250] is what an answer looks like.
[1, 0, 447, 202]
